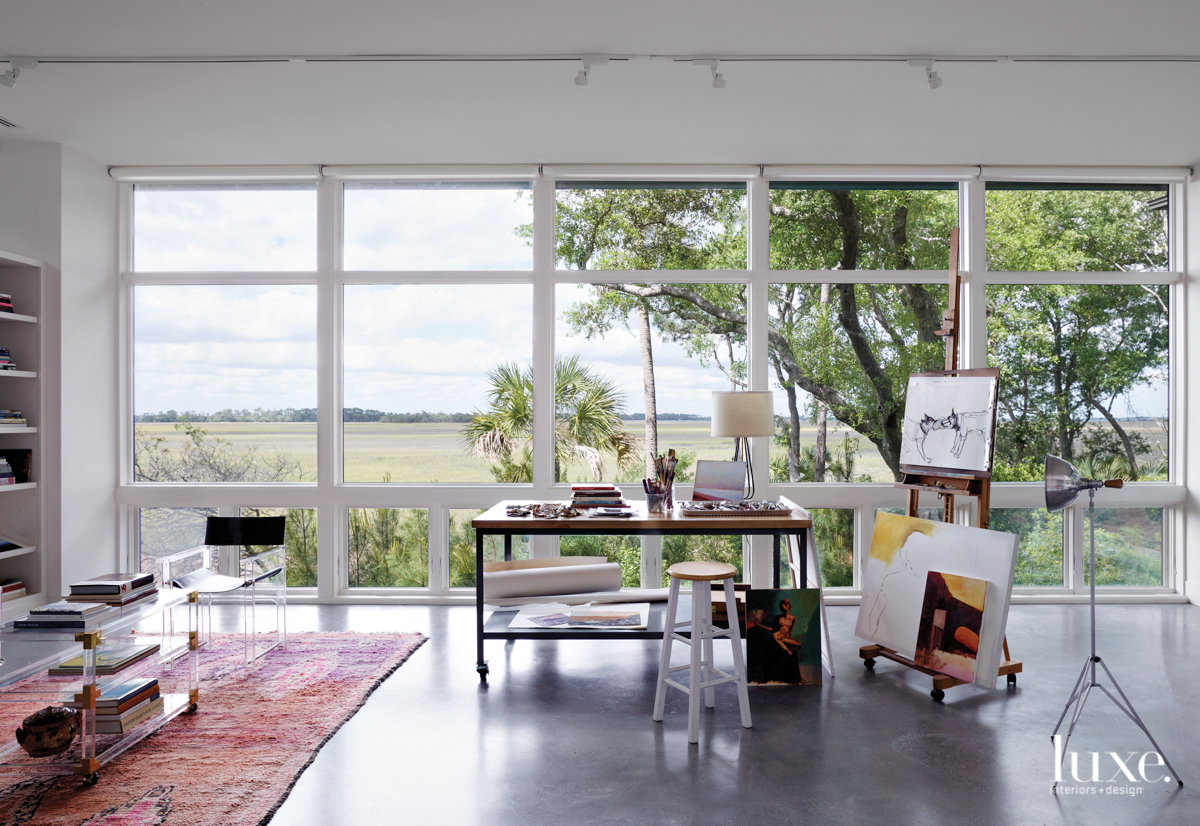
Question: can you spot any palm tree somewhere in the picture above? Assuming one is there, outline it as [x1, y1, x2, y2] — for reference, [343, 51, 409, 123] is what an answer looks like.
[464, 355, 642, 483]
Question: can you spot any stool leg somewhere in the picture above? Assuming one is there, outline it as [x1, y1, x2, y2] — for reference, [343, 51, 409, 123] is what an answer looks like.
[688, 582, 704, 743]
[701, 581, 715, 709]
[723, 577, 752, 729]
[653, 578, 681, 722]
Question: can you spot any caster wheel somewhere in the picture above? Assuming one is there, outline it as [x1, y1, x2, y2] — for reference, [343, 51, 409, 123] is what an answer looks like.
[477, 664, 489, 680]
[931, 688, 945, 703]
[863, 658, 875, 670]
[85, 773, 99, 786]
[1007, 673, 1017, 686]
[186, 703, 198, 713]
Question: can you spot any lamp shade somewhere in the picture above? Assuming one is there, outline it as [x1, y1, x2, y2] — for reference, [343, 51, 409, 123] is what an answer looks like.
[711, 391, 774, 437]
[1044, 454, 1083, 513]
[205, 516, 286, 546]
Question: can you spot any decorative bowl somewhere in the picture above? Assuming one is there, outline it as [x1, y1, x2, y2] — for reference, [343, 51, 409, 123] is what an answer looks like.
[15, 706, 79, 757]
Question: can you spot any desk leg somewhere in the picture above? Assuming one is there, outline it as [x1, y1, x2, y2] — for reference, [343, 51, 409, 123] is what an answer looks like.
[773, 534, 781, 590]
[476, 530, 488, 679]
[504, 534, 512, 562]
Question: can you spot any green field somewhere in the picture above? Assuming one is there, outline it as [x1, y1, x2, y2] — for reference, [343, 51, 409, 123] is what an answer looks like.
[134, 418, 1168, 484]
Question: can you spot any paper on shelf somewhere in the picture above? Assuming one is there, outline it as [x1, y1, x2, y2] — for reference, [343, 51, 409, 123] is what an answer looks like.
[508, 601, 651, 630]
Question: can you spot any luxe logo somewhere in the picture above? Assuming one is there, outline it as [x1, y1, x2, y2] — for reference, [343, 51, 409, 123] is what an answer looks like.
[1053, 735, 1172, 793]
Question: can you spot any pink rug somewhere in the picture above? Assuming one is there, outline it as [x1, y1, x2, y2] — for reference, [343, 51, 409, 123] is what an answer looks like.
[0, 631, 426, 825]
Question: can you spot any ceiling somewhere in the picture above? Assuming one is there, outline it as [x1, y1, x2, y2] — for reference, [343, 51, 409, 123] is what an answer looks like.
[1, 0, 1199, 168]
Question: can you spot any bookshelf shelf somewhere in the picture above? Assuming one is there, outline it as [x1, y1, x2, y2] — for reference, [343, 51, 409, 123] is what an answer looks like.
[0, 372, 36, 379]
[0, 544, 35, 561]
[0, 484, 36, 494]
[0, 427, 35, 434]
[0, 313, 36, 325]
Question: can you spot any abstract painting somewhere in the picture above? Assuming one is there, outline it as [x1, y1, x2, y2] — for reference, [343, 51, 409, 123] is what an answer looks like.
[898, 373, 999, 473]
[692, 460, 747, 502]
[913, 571, 987, 683]
[855, 511, 1017, 688]
[745, 588, 822, 685]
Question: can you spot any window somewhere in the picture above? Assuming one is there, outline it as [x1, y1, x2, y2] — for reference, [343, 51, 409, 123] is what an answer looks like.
[133, 285, 317, 484]
[343, 284, 533, 483]
[343, 183, 533, 270]
[119, 171, 1181, 602]
[134, 184, 317, 272]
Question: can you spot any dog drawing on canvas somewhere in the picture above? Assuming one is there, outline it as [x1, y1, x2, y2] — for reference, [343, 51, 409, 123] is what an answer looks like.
[912, 414, 950, 464]
[945, 408, 989, 459]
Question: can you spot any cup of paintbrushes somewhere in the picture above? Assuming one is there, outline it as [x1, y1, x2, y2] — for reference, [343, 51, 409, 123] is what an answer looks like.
[646, 492, 668, 515]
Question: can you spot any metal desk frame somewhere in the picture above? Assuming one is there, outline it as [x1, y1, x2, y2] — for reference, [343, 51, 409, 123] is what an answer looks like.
[472, 500, 812, 680]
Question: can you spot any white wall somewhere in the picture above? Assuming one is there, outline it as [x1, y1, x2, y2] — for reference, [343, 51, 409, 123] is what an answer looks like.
[59, 148, 118, 591]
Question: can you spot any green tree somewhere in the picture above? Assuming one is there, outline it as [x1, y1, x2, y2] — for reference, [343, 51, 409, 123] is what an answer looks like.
[463, 356, 641, 483]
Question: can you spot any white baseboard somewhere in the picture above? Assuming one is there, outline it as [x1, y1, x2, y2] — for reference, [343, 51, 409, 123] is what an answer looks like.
[1185, 580, 1200, 605]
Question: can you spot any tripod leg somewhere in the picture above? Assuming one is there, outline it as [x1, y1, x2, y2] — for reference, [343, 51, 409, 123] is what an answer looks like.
[1094, 660, 1185, 787]
[1052, 656, 1093, 738]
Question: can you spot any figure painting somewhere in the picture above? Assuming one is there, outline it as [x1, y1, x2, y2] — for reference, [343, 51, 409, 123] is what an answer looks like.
[913, 571, 987, 683]
[854, 512, 1017, 688]
[898, 374, 999, 473]
[745, 588, 822, 685]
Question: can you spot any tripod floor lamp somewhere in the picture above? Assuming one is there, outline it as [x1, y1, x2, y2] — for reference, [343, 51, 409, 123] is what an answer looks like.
[1044, 454, 1183, 790]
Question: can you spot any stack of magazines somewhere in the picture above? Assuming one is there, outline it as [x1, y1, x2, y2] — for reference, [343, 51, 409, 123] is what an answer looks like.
[13, 600, 117, 630]
[62, 677, 163, 733]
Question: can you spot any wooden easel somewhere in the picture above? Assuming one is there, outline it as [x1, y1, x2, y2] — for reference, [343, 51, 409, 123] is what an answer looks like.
[858, 228, 1023, 701]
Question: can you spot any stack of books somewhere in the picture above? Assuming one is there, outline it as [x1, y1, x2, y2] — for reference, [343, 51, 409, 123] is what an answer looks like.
[0, 457, 17, 486]
[570, 483, 628, 509]
[47, 642, 161, 677]
[0, 294, 13, 314]
[63, 677, 164, 734]
[0, 578, 25, 600]
[14, 600, 117, 630]
[0, 349, 16, 371]
[67, 572, 158, 608]
[0, 410, 26, 428]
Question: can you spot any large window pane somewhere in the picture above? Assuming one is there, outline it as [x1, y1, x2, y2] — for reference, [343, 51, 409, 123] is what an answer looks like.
[987, 285, 1169, 481]
[985, 184, 1168, 272]
[133, 184, 317, 272]
[561, 536, 640, 587]
[1087, 507, 1164, 587]
[138, 506, 214, 577]
[555, 183, 746, 270]
[770, 184, 957, 270]
[810, 508, 854, 589]
[991, 509, 1064, 587]
[448, 509, 529, 589]
[770, 283, 947, 483]
[662, 535, 742, 587]
[134, 285, 317, 483]
[344, 284, 532, 483]
[242, 506, 318, 588]
[347, 508, 429, 588]
[555, 283, 745, 485]
[343, 183, 533, 270]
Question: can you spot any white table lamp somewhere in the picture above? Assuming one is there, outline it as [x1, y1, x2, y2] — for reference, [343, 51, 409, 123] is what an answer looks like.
[711, 391, 774, 499]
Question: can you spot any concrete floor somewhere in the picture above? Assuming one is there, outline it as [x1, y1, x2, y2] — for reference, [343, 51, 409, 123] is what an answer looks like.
[244, 603, 1199, 826]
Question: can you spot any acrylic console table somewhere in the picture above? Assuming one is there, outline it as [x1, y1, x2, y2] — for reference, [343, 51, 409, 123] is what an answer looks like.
[472, 499, 813, 680]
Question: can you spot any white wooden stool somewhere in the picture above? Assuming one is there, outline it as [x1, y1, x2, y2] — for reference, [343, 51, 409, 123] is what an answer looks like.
[652, 561, 752, 743]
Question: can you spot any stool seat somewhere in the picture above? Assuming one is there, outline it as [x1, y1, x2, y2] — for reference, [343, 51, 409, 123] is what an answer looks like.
[667, 561, 738, 581]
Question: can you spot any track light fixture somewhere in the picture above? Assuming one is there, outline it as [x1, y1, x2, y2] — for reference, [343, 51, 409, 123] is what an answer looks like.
[907, 59, 942, 89]
[574, 57, 608, 87]
[0, 59, 37, 90]
[691, 59, 726, 88]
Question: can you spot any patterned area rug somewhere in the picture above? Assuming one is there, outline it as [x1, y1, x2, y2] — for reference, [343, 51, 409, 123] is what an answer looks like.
[0, 631, 426, 826]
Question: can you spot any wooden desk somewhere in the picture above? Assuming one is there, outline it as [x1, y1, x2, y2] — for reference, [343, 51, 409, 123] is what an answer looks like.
[472, 500, 813, 680]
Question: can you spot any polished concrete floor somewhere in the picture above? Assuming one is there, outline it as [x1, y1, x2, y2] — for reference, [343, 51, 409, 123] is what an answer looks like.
[243, 603, 1198, 826]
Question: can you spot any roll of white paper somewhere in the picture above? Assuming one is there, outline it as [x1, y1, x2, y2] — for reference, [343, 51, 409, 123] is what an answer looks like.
[483, 562, 623, 600]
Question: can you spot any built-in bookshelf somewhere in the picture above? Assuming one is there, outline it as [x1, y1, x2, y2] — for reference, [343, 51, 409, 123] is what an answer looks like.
[0, 250, 45, 617]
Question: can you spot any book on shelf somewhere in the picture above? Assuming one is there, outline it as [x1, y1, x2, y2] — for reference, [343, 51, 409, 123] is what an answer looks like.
[0, 577, 23, 591]
[14, 607, 119, 629]
[65, 583, 158, 606]
[94, 697, 165, 734]
[70, 572, 155, 596]
[95, 692, 162, 723]
[47, 643, 161, 676]
[29, 600, 110, 616]
[2, 588, 26, 600]
[63, 678, 159, 712]
[0, 450, 30, 484]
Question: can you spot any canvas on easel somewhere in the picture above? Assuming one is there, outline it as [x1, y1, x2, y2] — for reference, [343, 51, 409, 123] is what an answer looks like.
[899, 373, 999, 475]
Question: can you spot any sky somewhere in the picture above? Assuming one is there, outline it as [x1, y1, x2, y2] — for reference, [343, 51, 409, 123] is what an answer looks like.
[131, 186, 1169, 422]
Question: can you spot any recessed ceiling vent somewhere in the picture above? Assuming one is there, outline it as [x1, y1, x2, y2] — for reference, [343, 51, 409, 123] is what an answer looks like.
[0, 115, 20, 128]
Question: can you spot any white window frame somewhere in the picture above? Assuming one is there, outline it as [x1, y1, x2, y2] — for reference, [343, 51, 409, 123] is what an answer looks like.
[114, 165, 1188, 605]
